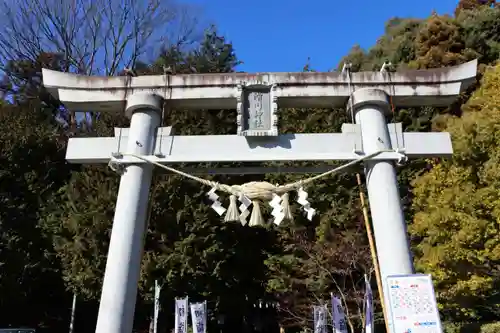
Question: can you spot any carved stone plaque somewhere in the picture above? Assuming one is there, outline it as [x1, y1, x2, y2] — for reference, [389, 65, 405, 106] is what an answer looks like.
[236, 81, 278, 136]
[244, 87, 271, 130]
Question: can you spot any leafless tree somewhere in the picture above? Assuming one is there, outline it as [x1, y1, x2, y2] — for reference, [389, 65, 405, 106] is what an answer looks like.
[0, 0, 205, 130]
[0, 0, 204, 76]
[269, 219, 382, 332]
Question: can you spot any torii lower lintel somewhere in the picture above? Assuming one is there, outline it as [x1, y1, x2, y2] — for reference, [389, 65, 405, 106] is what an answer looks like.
[65, 128, 452, 164]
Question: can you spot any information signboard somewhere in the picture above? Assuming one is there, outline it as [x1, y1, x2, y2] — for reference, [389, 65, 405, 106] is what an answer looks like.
[386, 274, 443, 333]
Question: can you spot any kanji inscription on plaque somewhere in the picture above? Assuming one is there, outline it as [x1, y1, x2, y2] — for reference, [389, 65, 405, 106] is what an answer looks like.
[236, 81, 278, 136]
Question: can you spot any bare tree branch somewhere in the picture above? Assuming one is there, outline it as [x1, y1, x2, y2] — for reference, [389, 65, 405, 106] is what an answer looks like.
[0, 0, 204, 76]
[268, 220, 379, 331]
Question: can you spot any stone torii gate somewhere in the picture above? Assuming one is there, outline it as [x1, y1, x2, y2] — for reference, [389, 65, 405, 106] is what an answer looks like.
[42, 60, 477, 333]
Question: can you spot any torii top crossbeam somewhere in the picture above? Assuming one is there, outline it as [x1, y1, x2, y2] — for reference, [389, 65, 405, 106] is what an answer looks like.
[42, 60, 477, 113]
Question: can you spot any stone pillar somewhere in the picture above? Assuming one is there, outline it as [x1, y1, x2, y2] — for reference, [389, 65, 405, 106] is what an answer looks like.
[95, 93, 162, 333]
[347, 88, 414, 332]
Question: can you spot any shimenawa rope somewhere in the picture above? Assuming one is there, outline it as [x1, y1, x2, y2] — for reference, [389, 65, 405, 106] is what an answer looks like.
[108, 149, 400, 226]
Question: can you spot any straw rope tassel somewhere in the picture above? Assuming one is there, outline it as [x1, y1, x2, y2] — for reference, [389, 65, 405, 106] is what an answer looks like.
[280, 192, 293, 221]
[224, 194, 240, 222]
[249, 200, 264, 226]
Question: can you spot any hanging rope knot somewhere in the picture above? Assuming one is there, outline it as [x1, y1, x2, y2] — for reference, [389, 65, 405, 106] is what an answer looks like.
[218, 181, 295, 226]
[229, 181, 279, 200]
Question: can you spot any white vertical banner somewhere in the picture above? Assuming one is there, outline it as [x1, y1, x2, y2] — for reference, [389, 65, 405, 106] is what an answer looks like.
[174, 297, 189, 333]
[364, 275, 374, 333]
[69, 293, 77, 333]
[313, 304, 328, 333]
[153, 280, 162, 333]
[331, 294, 348, 333]
[190, 301, 207, 333]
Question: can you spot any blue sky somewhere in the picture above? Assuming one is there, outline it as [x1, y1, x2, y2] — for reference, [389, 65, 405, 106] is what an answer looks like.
[189, 0, 459, 72]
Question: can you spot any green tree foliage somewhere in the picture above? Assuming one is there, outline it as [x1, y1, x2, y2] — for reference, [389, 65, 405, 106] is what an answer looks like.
[411, 63, 500, 324]
[458, 5, 500, 65]
[409, 14, 474, 69]
[0, 100, 72, 330]
[338, 17, 423, 71]
[0, 52, 67, 104]
[455, 0, 496, 16]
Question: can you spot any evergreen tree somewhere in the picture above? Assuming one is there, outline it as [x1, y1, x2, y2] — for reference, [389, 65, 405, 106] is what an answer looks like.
[0, 100, 72, 331]
[411, 63, 500, 327]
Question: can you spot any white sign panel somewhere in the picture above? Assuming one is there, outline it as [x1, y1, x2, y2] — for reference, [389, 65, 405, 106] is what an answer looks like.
[386, 274, 443, 333]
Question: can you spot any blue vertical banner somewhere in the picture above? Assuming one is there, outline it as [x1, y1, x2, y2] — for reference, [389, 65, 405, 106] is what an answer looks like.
[331, 294, 348, 333]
